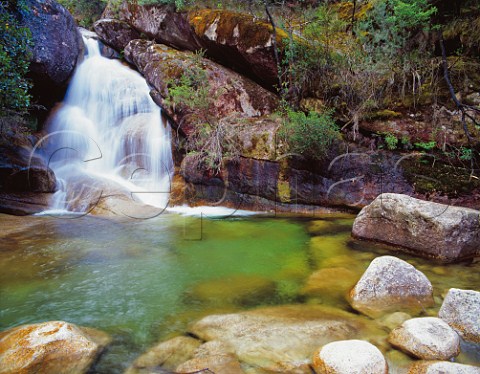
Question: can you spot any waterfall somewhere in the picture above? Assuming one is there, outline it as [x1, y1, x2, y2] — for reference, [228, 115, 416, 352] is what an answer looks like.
[43, 34, 173, 213]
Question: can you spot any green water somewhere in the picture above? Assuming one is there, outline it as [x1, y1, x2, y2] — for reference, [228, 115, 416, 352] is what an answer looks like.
[0, 212, 479, 373]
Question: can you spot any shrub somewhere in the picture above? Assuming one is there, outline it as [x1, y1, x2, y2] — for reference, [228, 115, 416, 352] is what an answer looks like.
[0, 0, 32, 117]
[279, 109, 340, 160]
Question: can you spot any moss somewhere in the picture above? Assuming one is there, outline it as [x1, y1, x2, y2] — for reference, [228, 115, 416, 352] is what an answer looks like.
[277, 179, 291, 203]
[366, 109, 402, 121]
[402, 157, 480, 196]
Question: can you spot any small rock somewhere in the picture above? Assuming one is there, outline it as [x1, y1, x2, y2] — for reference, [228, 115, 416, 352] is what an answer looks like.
[125, 335, 201, 373]
[388, 317, 460, 360]
[409, 361, 480, 374]
[0, 321, 110, 374]
[348, 256, 434, 318]
[312, 339, 388, 374]
[439, 288, 480, 343]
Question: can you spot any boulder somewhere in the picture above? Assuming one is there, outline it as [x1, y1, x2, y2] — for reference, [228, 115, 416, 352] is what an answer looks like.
[408, 361, 480, 374]
[352, 193, 480, 262]
[312, 339, 388, 374]
[125, 336, 201, 374]
[0, 321, 110, 374]
[439, 288, 480, 343]
[388, 317, 460, 360]
[17, 0, 83, 108]
[188, 304, 384, 373]
[93, 18, 141, 51]
[124, 39, 278, 138]
[348, 256, 434, 318]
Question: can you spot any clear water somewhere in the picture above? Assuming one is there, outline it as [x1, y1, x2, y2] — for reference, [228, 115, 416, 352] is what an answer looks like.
[0, 213, 479, 373]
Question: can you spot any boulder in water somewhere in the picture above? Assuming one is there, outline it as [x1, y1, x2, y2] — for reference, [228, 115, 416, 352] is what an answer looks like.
[438, 288, 480, 343]
[388, 317, 460, 360]
[408, 361, 480, 374]
[348, 256, 434, 318]
[93, 18, 141, 51]
[312, 339, 388, 374]
[0, 321, 110, 374]
[352, 193, 480, 262]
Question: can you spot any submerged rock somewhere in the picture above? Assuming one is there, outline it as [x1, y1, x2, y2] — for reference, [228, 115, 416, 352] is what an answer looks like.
[439, 288, 480, 343]
[348, 256, 434, 318]
[125, 336, 201, 374]
[301, 267, 358, 302]
[188, 304, 384, 372]
[408, 361, 480, 374]
[0, 321, 110, 374]
[175, 353, 244, 374]
[352, 193, 480, 262]
[312, 339, 388, 374]
[388, 317, 460, 360]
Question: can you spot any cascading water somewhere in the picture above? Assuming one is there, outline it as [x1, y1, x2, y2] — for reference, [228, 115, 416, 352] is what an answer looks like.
[42, 33, 173, 214]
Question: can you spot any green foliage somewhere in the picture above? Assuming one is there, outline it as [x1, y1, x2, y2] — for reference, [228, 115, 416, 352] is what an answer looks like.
[0, 0, 32, 117]
[57, 0, 104, 27]
[459, 146, 474, 161]
[384, 132, 398, 150]
[279, 109, 340, 160]
[414, 141, 436, 151]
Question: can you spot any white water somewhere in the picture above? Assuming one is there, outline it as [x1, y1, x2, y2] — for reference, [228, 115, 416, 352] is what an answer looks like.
[44, 35, 173, 212]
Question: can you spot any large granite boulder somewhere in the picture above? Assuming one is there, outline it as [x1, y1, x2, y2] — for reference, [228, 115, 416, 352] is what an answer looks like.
[124, 39, 278, 137]
[187, 304, 384, 373]
[312, 340, 388, 374]
[439, 288, 480, 343]
[352, 193, 480, 262]
[388, 317, 460, 360]
[17, 0, 83, 108]
[348, 256, 434, 318]
[103, 3, 283, 89]
[0, 321, 110, 374]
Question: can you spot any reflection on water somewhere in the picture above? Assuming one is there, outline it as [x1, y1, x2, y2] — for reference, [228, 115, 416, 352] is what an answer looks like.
[0, 213, 478, 373]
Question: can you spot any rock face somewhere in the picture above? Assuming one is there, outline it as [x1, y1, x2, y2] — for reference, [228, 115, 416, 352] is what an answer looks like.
[0, 321, 110, 374]
[124, 39, 279, 138]
[352, 193, 480, 262]
[348, 256, 434, 318]
[312, 340, 388, 374]
[93, 18, 141, 51]
[102, 3, 282, 89]
[188, 304, 384, 373]
[388, 317, 460, 360]
[408, 361, 480, 374]
[439, 288, 480, 343]
[17, 0, 82, 107]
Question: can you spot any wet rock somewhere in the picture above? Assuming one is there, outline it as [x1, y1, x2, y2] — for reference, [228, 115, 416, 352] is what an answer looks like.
[188, 304, 384, 372]
[184, 275, 276, 307]
[312, 339, 388, 374]
[408, 361, 480, 374]
[388, 317, 460, 360]
[125, 336, 201, 374]
[176, 353, 244, 374]
[0, 321, 110, 374]
[439, 288, 480, 343]
[93, 18, 141, 51]
[348, 256, 434, 318]
[124, 39, 278, 138]
[17, 0, 82, 108]
[352, 193, 480, 262]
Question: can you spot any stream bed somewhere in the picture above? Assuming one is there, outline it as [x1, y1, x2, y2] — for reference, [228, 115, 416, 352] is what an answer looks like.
[0, 211, 479, 373]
